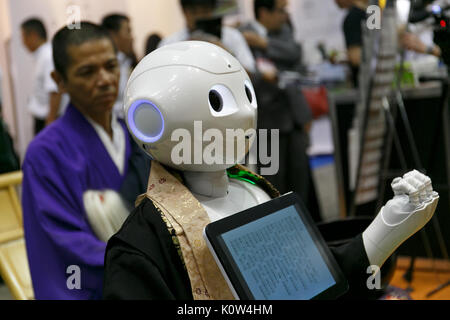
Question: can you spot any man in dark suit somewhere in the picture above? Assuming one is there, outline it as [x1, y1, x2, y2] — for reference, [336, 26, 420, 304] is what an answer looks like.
[241, 0, 303, 72]
[240, 0, 319, 219]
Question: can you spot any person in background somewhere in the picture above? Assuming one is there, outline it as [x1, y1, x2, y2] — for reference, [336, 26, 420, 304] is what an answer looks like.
[159, 0, 256, 73]
[401, 31, 441, 58]
[22, 22, 149, 300]
[402, 0, 441, 58]
[101, 14, 137, 119]
[240, 0, 303, 73]
[0, 116, 19, 174]
[145, 33, 162, 55]
[334, 0, 368, 87]
[240, 0, 319, 219]
[21, 18, 64, 135]
[335, 0, 440, 87]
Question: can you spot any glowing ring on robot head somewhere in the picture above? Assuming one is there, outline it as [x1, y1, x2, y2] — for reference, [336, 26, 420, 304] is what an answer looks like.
[128, 99, 165, 143]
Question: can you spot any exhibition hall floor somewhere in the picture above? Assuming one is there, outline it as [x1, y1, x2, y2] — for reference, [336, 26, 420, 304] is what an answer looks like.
[390, 257, 450, 300]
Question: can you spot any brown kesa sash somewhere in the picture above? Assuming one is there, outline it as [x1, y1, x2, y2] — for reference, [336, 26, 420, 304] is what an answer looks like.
[144, 161, 235, 300]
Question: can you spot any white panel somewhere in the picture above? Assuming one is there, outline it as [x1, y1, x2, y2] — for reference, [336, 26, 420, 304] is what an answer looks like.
[289, 0, 347, 65]
[0, 0, 16, 139]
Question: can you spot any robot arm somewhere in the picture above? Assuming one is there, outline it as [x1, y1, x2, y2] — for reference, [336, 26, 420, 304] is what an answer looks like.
[362, 170, 439, 268]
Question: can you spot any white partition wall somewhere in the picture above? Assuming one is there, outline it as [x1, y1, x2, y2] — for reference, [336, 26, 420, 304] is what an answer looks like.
[0, 0, 15, 138]
[288, 0, 347, 65]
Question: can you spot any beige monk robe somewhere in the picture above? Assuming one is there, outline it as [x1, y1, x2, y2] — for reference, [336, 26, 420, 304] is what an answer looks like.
[143, 161, 235, 300]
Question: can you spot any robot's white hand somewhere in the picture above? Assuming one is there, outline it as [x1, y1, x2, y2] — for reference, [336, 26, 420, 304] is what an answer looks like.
[362, 170, 439, 268]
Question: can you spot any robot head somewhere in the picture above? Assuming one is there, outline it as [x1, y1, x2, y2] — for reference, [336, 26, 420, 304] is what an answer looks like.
[124, 41, 257, 172]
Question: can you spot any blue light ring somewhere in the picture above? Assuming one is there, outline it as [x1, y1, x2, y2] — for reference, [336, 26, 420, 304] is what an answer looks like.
[127, 99, 165, 143]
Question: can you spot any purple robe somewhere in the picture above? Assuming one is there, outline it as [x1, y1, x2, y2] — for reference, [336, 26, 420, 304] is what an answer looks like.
[22, 104, 132, 300]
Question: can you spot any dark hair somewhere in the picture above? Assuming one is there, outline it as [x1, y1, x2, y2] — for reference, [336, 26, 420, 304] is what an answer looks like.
[101, 14, 129, 32]
[254, 0, 276, 20]
[21, 18, 47, 40]
[52, 22, 116, 79]
[145, 33, 162, 55]
[180, 0, 217, 10]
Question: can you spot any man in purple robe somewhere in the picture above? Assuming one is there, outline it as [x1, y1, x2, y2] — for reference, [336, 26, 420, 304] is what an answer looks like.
[21, 22, 149, 300]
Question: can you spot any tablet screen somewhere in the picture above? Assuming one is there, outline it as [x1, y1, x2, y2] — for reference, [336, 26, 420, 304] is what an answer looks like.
[220, 205, 336, 300]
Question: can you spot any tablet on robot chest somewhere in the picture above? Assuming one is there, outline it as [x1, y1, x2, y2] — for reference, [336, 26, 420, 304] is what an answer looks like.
[204, 192, 349, 300]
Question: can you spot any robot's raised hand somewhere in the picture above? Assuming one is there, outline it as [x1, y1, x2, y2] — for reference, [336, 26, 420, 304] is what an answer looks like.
[362, 170, 439, 268]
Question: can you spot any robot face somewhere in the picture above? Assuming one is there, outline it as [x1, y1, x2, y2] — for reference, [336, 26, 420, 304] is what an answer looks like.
[124, 41, 257, 172]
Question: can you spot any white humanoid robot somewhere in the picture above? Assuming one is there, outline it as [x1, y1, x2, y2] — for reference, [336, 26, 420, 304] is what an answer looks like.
[123, 40, 439, 271]
[88, 41, 439, 280]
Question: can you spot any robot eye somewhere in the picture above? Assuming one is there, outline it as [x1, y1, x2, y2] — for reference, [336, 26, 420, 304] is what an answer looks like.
[245, 86, 253, 103]
[208, 84, 238, 117]
[127, 99, 164, 143]
[209, 90, 223, 112]
[244, 80, 257, 109]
